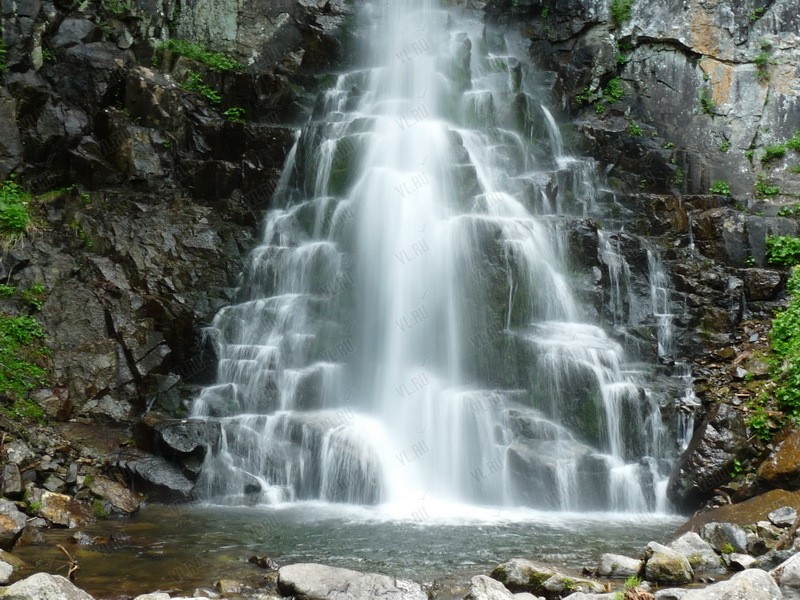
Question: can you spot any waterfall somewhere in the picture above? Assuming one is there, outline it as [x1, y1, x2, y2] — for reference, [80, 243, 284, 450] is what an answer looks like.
[191, 0, 675, 513]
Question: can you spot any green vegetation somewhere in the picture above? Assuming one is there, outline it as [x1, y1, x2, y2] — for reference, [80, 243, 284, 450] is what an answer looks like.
[755, 175, 780, 197]
[0, 314, 48, 422]
[663, 141, 676, 150]
[748, 406, 772, 442]
[699, 90, 715, 115]
[610, 0, 635, 26]
[755, 50, 770, 82]
[731, 458, 743, 478]
[710, 180, 731, 196]
[157, 39, 243, 72]
[626, 121, 642, 136]
[749, 7, 765, 21]
[721, 542, 735, 554]
[0, 178, 32, 238]
[673, 167, 685, 186]
[183, 71, 221, 104]
[0, 40, 7, 74]
[763, 144, 787, 163]
[604, 78, 625, 103]
[575, 87, 594, 105]
[766, 235, 800, 266]
[778, 203, 800, 219]
[101, 0, 132, 15]
[223, 107, 246, 123]
[787, 132, 800, 151]
[594, 103, 606, 115]
[719, 140, 731, 152]
[92, 499, 109, 519]
[69, 221, 94, 250]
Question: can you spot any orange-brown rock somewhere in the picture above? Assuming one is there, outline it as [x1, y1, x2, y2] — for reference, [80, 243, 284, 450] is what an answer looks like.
[677, 489, 800, 534]
[757, 430, 800, 488]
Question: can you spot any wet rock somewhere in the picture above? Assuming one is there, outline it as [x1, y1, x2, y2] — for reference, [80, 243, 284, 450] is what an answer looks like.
[770, 507, 798, 528]
[53, 17, 100, 48]
[215, 579, 243, 594]
[680, 569, 781, 599]
[0, 499, 27, 550]
[0, 559, 13, 584]
[744, 269, 783, 301]
[464, 575, 515, 600]
[38, 490, 95, 528]
[701, 522, 749, 554]
[668, 532, 725, 575]
[89, 476, 143, 515]
[772, 554, 800, 600]
[277, 563, 427, 600]
[2, 464, 23, 498]
[0, 572, 95, 599]
[541, 575, 606, 597]
[644, 542, 693, 585]
[728, 553, 757, 571]
[490, 559, 603, 597]
[596, 553, 642, 577]
[249, 555, 279, 570]
[758, 430, 800, 488]
[117, 456, 195, 501]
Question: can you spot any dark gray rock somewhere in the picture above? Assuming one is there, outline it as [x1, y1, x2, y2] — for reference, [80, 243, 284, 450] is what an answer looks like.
[118, 456, 195, 501]
[277, 563, 427, 600]
[2, 464, 23, 498]
[52, 17, 101, 48]
[701, 522, 749, 555]
[769, 507, 798, 528]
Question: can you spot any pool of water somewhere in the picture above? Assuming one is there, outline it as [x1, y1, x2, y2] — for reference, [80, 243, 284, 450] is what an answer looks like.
[16, 502, 685, 598]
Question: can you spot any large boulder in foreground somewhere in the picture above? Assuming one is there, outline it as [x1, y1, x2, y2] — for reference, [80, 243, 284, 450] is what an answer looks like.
[277, 563, 427, 600]
[772, 554, 800, 600]
[668, 532, 725, 575]
[490, 558, 604, 598]
[681, 568, 782, 599]
[644, 542, 693, 585]
[0, 572, 95, 599]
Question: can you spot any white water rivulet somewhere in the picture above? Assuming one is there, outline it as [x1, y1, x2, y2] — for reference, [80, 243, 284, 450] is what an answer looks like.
[192, 0, 679, 514]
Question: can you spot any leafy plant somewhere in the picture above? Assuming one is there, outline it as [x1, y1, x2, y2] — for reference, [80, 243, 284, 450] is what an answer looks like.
[610, 0, 635, 26]
[0, 314, 49, 421]
[0, 178, 32, 237]
[157, 39, 243, 72]
[575, 87, 594, 105]
[699, 90, 715, 115]
[755, 175, 780, 197]
[673, 167, 685, 186]
[604, 78, 625, 103]
[731, 458, 743, 478]
[0, 40, 7, 74]
[787, 131, 800, 151]
[223, 107, 246, 123]
[749, 409, 772, 442]
[626, 121, 643, 136]
[766, 235, 800, 266]
[183, 71, 221, 104]
[719, 140, 731, 152]
[663, 141, 675, 149]
[763, 144, 787, 164]
[755, 50, 771, 82]
[710, 180, 731, 195]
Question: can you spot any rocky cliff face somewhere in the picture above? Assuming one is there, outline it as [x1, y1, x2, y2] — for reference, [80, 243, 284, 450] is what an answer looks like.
[0, 0, 351, 501]
[483, 0, 800, 512]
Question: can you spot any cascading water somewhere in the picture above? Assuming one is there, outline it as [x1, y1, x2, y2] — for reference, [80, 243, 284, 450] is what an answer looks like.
[192, 0, 676, 513]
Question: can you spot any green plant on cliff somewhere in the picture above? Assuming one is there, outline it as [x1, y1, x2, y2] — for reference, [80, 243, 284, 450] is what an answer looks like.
[610, 0, 635, 26]
[158, 39, 243, 72]
[786, 132, 800, 152]
[0, 314, 48, 422]
[710, 180, 731, 196]
[768, 267, 800, 417]
[762, 144, 787, 164]
[766, 236, 800, 267]
[223, 107, 246, 123]
[754, 50, 771, 82]
[699, 90, 715, 115]
[183, 71, 221, 104]
[603, 78, 625, 103]
[0, 41, 7, 74]
[755, 175, 780, 197]
[626, 121, 643, 136]
[0, 178, 32, 238]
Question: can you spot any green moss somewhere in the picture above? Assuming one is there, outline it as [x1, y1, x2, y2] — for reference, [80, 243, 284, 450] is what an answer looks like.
[763, 145, 787, 163]
[699, 90, 715, 115]
[92, 499, 109, 519]
[610, 0, 635, 26]
[710, 180, 731, 195]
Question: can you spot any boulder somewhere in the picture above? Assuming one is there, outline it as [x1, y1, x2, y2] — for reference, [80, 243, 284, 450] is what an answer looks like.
[644, 542, 693, 585]
[0, 500, 27, 550]
[681, 569, 782, 599]
[117, 456, 195, 501]
[700, 522, 749, 554]
[676, 490, 800, 532]
[654, 590, 687, 599]
[596, 553, 642, 578]
[668, 532, 725, 575]
[2, 464, 23, 498]
[490, 559, 603, 598]
[89, 476, 143, 515]
[758, 430, 800, 488]
[770, 507, 798, 528]
[772, 553, 800, 600]
[743, 269, 783, 301]
[0, 559, 13, 585]
[728, 553, 757, 571]
[0, 572, 95, 599]
[38, 491, 95, 528]
[464, 575, 515, 600]
[277, 563, 427, 600]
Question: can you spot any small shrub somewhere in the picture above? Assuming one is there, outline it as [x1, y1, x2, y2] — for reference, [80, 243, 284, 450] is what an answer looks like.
[755, 175, 780, 197]
[92, 499, 109, 519]
[663, 141, 676, 149]
[755, 50, 770, 82]
[719, 140, 731, 152]
[766, 235, 800, 266]
[223, 107, 246, 123]
[699, 90, 715, 115]
[787, 132, 800, 151]
[626, 121, 642, 136]
[604, 78, 625, 102]
[157, 39, 243, 72]
[710, 180, 731, 195]
[575, 87, 594, 105]
[0, 40, 7, 74]
[610, 0, 635, 26]
[0, 314, 49, 416]
[0, 178, 32, 237]
[763, 145, 787, 164]
[183, 71, 221, 104]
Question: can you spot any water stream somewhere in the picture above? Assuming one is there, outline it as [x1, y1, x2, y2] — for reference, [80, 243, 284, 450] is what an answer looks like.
[191, 0, 679, 515]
